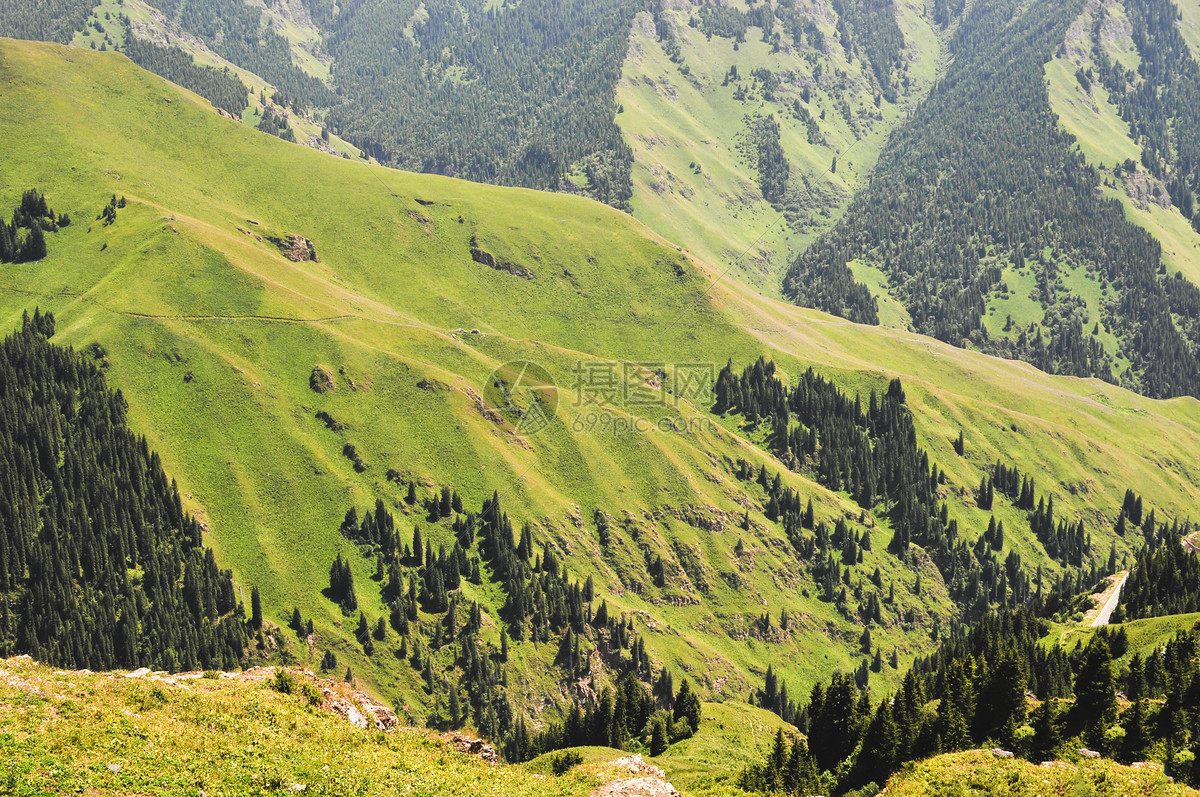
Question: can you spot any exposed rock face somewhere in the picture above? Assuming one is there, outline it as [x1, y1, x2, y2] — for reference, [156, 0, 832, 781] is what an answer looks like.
[353, 690, 400, 730]
[593, 755, 681, 797]
[279, 234, 319, 262]
[446, 732, 499, 763]
[469, 234, 533, 279]
[327, 692, 369, 728]
[320, 684, 398, 730]
[303, 135, 340, 157]
[310, 365, 336, 393]
[1125, 169, 1173, 211]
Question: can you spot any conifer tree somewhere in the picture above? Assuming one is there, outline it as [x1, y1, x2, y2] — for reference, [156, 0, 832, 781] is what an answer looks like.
[1028, 699, 1059, 762]
[650, 716, 668, 756]
[1073, 638, 1117, 746]
[250, 587, 263, 630]
[674, 679, 702, 734]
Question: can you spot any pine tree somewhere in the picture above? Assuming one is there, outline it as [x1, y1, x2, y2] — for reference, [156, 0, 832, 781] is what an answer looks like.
[1073, 638, 1117, 747]
[449, 687, 462, 729]
[356, 612, 369, 641]
[1120, 699, 1150, 764]
[650, 716, 668, 756]
[21, 224, 46, 261]
[250, 586, 263, 629]
[1029, 699, 1059, 762]
[674, 679, 702, 734]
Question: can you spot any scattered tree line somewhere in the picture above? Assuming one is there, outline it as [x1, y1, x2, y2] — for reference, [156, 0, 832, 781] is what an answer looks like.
[326, 488, 690, 761]
[122, 25, 248, 118]
[740, 605, 1200, 794]
[511, 673, 701, 762]
[831, 0, 905, 102]
[978, 460, 1090, 567]
[322, 0, 637, 208]
[98, 193, 125, 227]
[0, 0, 93, 44]
[256, 109, 296, 143]
[978, 460, 1037, 511]
[744, 488, 1200, 795]
[744, 113, 790, 206]
[1097, 0, 1200, 233]
[714, 358, 1049, 620]
[145, 0, 333, 112]
[0, 189, 62, 264]
[1116, 509, 1199, 621]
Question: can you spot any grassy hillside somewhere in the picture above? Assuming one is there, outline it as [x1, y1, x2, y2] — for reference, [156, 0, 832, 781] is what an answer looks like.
[1056, 612, 1200, 664]
[884, 749, 1195, 796]
[0, 37, 951, 716]
[7, 653, 1194, 797]
[0, 657, 605, 796]
[5, 37, 1200, 753]
[615, 0, 944, 295]
[1046, 0, 1200, 289]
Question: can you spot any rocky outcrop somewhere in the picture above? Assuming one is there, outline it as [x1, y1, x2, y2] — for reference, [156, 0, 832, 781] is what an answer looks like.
[303, 135, 340, 157]
[353, 690, 400, 730]
[310, 365, 336, 393]
[268, 234, 319, 262]
[287, 235, 319, 262]
[446, 732, 499, 763]
[469, 235, 533, 279]
[593, 755, 680, 797]
[1125, 169, 1173, 211]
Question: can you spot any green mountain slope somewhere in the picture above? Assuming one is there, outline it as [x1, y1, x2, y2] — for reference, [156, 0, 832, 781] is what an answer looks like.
[1046, 0, 1200, 287]
[0, 38, 953, 721]
[783, 0, 1200, 400]
[6, 38, 1200, 780]
[615, 0, 945, 294]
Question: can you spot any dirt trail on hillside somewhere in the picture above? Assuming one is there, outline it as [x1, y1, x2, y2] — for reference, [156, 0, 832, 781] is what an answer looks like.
[1087, 571, 1129, 627]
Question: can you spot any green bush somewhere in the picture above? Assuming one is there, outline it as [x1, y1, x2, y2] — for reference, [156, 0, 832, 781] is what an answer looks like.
[272, 669, 295, 695]
[550, 751, 583, 776]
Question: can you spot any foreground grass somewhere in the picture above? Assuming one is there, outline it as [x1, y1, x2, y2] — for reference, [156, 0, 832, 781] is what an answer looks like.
[885, 750, 1195, 796]
[0, 657, 598, 797]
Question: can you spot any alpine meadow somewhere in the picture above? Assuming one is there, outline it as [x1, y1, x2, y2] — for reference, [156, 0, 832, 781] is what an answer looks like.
[4, 0, 1200, 795]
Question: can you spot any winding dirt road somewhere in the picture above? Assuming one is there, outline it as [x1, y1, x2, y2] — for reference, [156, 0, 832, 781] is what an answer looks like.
[1090, 571, 1129, 627]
